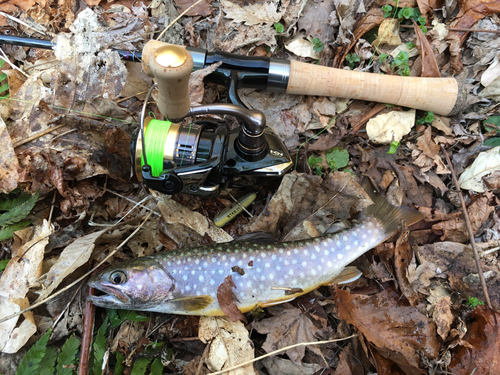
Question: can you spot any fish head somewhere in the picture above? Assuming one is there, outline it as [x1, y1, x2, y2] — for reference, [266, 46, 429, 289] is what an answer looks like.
[88, 258, 175, 310]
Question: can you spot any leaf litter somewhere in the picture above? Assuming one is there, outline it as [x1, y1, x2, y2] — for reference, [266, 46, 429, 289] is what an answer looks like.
[0, 0, 500, 374]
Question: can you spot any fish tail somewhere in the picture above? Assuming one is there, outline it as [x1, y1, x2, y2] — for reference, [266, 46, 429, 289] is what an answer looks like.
[363, 182, 424, 237]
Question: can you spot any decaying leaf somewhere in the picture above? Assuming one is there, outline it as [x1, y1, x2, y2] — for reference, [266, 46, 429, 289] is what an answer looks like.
[335, 288, 439, 373]
[432, 296, 454, 340]
[449, 306, 500, 375]
[372, 18, 402, 47]
[394, 225, 420, 306]
[285, 38, 321, 59]
[0, 116, 18, 193]
[261, 356, 322, 375]
[459, 147, 500, 193]
[198, 316, 254, 375]
[217, 275, 246, 322]
[36, 228, 108, 302]
[0, 220, 53, 353]
[220, 0, 282, 25]
[413, 20, 441, 78]
[366, 110, 416, 144]
[252, 303, 322, 364]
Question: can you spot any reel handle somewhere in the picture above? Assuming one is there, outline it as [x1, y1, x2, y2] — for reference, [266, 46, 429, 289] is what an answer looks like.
[142, 40, 193, 121]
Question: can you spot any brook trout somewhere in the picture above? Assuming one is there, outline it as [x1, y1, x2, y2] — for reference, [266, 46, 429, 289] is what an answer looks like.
[88, 193, 423, 315]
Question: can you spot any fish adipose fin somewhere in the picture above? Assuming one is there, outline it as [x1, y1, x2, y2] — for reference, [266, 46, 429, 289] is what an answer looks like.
[328, 266, 363, 285]
[168, 296, 214, 311]
[363, 182, 424, 238]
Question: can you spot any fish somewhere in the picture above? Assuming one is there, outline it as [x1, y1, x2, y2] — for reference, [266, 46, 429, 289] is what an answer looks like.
[87, 190, 423, 316]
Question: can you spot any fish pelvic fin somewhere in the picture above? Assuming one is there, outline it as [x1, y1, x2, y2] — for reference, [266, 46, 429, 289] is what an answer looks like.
[168, 295, 214, 312]
[327, 266, 363, 285]
[363, 183, 424, 237]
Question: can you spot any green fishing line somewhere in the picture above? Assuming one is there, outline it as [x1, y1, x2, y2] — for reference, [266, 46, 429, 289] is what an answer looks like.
[142, 119, 172, 177]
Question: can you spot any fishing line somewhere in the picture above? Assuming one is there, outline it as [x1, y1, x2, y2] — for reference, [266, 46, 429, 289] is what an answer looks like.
[142, 119, 172, 177]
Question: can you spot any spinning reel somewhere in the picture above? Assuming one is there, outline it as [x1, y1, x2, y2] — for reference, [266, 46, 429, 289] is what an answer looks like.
[131, 41, 293, 197]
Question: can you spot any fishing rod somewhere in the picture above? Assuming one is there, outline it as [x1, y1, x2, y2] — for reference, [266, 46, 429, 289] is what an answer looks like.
[0, 35, 467, 199]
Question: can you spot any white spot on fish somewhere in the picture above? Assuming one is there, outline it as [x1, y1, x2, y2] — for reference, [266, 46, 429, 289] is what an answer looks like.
[212, 257, 216, 263]
[294, 249, 299, 254]
[191, 270, 195, 275]
[354, 241, 359, 246]
[289, 269, 294, 276]
[183, 275, 188, 281]
[195, 259, 200, 264]
[203, 287, 207, 293]
[337, 253, 343, 259]
[317, 265, 322, 271]
[210, 279, 215, 285]
[199, 275, 204, 282]
[311, 269, 317, 276]
[346, 245, 351, 250]
[238, 260, 243, 266]
[287, 251, 291, 256]
[269, 274, 274, 280]
[301, 261, 307, 267]
[324, 250, 329, 255]
[243, 254, 247, 259]
[343, 235, 348, 242]
[315, 246, 320, 251]
[276, 266, 281, 271]
[219, 270, 223, 274]
[311, 254, 317, 260]
[177, 260, 181, 265]
[247, 281, 252, 287]
[222, 255, 227, 261]
[138, 284, 143, 290]
[203, 262, 208, 268]
[300, 272, 305, 278]
[279, 249, 283, 254]
[327, 261, 332, 267]
[368, 229, 372, 234]
[261, 253, 267, 258]
[272, 254, 276, 260]
[261, 275, 266, 281]
[362, 234, 367, 239]
[284, 260, 290, 266]
[230, 256, 236, 262]
[186, 285, 191, 291]
[167, 261, 172, 266]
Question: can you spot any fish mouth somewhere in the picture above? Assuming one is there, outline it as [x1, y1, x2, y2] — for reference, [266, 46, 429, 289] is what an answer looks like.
[88, 282, 131, 306]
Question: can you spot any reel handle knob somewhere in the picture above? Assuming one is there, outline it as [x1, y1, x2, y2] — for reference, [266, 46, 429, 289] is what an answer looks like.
[142, 40, 193, 121]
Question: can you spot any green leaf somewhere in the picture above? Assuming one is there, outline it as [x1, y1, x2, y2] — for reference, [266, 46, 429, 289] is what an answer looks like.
[483, 115, 500, 132]
[56, 335, 80, 375]
[39, 346, 58, 375]
[108, 309, 150, 328]
[419, 25, 428, 33]
[312, 37, 324, 52]
[379, 53, 388, 63]
[0, 191, 34, 211]
[484, 137, 500, 147]
[0, 258, 9, 271]
[381, 4, 392, 17]
[115, 352, 125, 375]
[387, 141, 400, 154]
[398, 7, 414, 19]
[0, 83, 9, 94]
[406, 41, 416, 49]
[424, 111, 435, 123]
[273, 23, 284, 33]
[150, 358, 164, 375]
[0, 191, 38, 227]
[16, 330, 52, 375]
[307, 155, 322, 169]
[92, 317, 109, 375]
[325, 147, 349, 170]
[0, 59, 5, 69]
[0, 220, 31, 241]
[418, 16, 427, 26]
[466, 296, 485, 309]
[0, 73, 7, 81]
[130, 358, 151, 375]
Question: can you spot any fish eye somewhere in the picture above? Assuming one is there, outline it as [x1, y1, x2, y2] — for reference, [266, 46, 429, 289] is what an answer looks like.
[110, 271, 127, 284]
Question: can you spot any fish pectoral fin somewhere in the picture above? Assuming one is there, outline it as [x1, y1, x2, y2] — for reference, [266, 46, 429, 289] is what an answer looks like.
[327, 266, 363, 285]
[168, 295, 214, 312]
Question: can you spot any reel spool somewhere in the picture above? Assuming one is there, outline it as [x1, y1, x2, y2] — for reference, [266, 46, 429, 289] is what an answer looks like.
[131, 41, 293, 197]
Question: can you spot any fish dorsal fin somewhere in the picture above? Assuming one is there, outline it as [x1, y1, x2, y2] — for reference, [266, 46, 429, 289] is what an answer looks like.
[328, 266, 363, 285]
[234, 232, 276, 244]
[168, 296, 214, 312]
[363, 180, 424, 236]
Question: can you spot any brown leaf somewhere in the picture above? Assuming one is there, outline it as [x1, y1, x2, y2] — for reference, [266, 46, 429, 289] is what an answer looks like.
[413, 20, 440, 77]
[449, 306, 500, 375]
[252, 303, 321, 364]
[416, 126, 440, 159]
[189, 62, 223, 106]
[0, 117, 19, 193]
[394, 225, 420, 306]
[174, 0, 212, 16]
[216, 275, 246, 322]
[335, 288, 439, 374]
[105, 127, 131, 161]
[416, 0, 430, 19]
[432, 297, 454, 340]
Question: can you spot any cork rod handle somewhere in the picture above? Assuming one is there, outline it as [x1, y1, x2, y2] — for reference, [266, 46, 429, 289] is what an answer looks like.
[286, 61, 466, 116]
[142, 40, 193, 121]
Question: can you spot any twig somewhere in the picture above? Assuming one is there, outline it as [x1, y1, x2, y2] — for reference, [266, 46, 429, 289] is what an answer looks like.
[51, 279, 85, 329]
[116, 91, 148, 103]
[208, 334, 357, 375]
[156, 0, 205, 41]
[440, 145, 492, 309]
[13, 123, 67, 148]
[0, 47, 28, 77]
[105, 188, 161, 217]
[399, 24, 500, 34]
[78, 273, 97, 375]
[0, 208, 156, 324]
[225, 190, 253, 218]
[0, 11, 46, 36]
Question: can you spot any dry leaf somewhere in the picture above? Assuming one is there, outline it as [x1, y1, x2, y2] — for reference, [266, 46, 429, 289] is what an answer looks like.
[36, 228, 108, 302]
[0, 220, 53, 353]
[416, 126, 440, 159]
[413, 20, 441, 78]
[198, 316, 255, 375]
[262, 356, 322, 375]
[221, 0, 282, 25]
[431, 115, 453, 135]
[285, 38, 321, 59]
[394, 225, 420, 306]
[335, 288, 440, 373]
[366, 110, 416, 144]
[252, 303, 322, 364]
[0, 117, 19, 193]
[174, 0, 212, 16]
[217, 275, 246, 322]
[372, 18, 402, 46]
[459, 146, 500, 192]
[432, 296, 454, 340]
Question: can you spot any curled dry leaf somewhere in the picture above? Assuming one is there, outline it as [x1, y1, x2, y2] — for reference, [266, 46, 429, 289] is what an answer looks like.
[432, 296, 454, 340]
[36, 228, 108, 302]
[335, 287, 439, 373]
[221, 0, 282, 25]
[413, 20, 441, 78]
[198, 316, 255, 375]
[459, 146, 500, 193]
[366, 110, 416, 144]
[394, 225, 420, 306]
[285, 38, 321, 59]
[217, 275, 246, 322]
[372, 18, 402, 47]
[252, 303, 322, 364]
[0, 220, 53, 353]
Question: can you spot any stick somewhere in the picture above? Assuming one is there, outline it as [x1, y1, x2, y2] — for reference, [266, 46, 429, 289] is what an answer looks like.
[78, 277, 96, 375]
[156, 0, 205, 41]
[13, 123, 67, 148]
[208, 334, 357, 375]
[440, 145, 492, 309]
